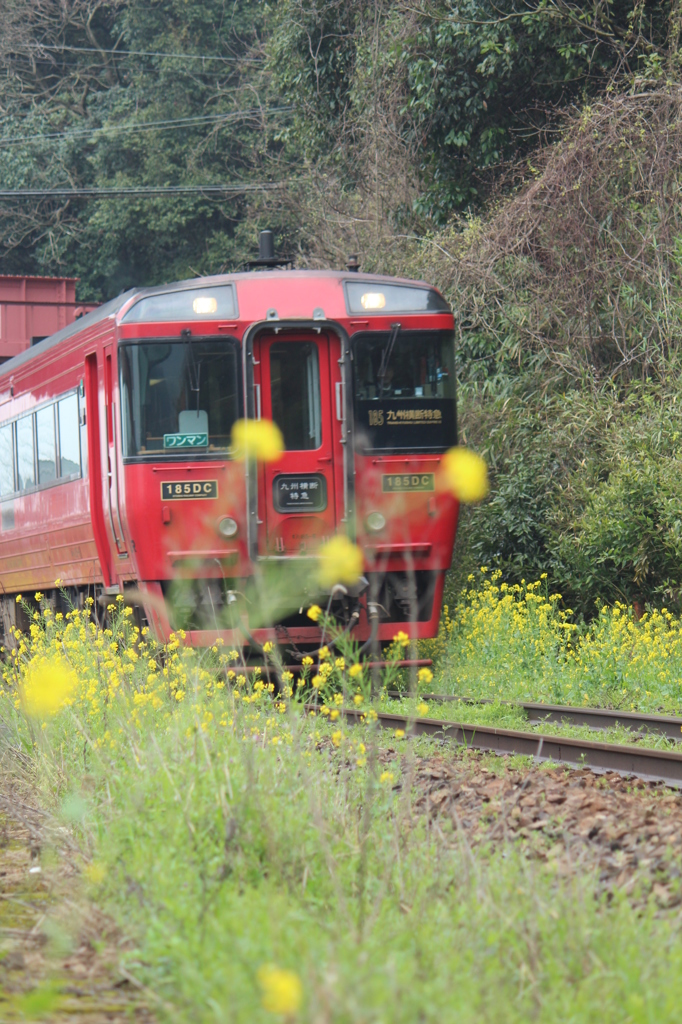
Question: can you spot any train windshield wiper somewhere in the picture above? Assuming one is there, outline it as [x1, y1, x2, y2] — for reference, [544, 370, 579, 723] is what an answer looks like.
[376, 322, 401, 397]
[182, 327, 202, 411]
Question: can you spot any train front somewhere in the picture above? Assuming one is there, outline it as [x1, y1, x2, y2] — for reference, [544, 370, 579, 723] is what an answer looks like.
[113, 271, 458, 649]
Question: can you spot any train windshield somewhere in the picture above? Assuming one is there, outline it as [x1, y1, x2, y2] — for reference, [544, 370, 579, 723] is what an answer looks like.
[352, 329, 456, 451]
[119, 340, 241, 457]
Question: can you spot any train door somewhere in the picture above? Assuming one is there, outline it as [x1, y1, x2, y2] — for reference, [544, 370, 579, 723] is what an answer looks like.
[254, 332, 337, 555]
[84, 352, 114, 585]
[103, 345, 128, 560]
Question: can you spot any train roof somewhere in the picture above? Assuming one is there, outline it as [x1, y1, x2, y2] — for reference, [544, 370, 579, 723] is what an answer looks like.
[0, 269, 448, 377]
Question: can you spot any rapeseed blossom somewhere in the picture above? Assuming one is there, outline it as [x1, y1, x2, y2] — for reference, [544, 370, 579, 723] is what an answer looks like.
[231, 418, 283, 462]
[441, 447, 489, 502]
[22, 656, 77, 718]
[317, 535, 363, 588]
[257, 965, 303, 1015]
[440, 571, 682, 712]
[84, 862, 107, 884]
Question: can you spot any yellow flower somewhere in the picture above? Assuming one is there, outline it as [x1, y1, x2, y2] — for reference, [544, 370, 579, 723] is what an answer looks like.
[353, 694, 363, 705]
[417, 667, 433, 685]
[22, 656, 77, 719]
[257, 965, 303, 1016]
[263, 641, 274, 654]
[231, 419, 283, 462]
[317, 535, 363, 588]
[318, 646, 329, 660]
[331, 730, 342, 747]
[380, 771, 395, 784]
[34, 592, 43, 602]
[394, 729, 405, 739]
[84, 861, 107, 884]
[335, 657, 345, 669]
[348, 663, 363, 678]
[311, 675, 323, 689]
[417, 702, 429, 716]
[306, 605, 322, 623]
[441, 447, 489, 502]
[393, 631, 410, 647]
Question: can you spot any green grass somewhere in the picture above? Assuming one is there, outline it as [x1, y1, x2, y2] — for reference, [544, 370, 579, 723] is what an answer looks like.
[54, 701, 682, 1022]
[6, 693, 682, 1024]
[5, 597, 682, 1020]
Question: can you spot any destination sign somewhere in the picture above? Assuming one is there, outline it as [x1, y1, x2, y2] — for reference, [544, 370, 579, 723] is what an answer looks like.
[356, 398, 456, 453]
[273, 474, 327, 512]
[367, 408, 443, 427]
[382, 473, 435, 493]
[160, 480, 218, 500]
[163, 432, 209, 449]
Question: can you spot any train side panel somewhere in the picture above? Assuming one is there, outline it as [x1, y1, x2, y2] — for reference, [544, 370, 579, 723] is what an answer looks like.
[0, 322, 119, 594]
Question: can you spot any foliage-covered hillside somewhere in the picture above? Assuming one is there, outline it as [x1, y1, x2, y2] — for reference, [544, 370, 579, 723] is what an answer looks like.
[0, 0, 673, 293]
[2, 0, 682, 612]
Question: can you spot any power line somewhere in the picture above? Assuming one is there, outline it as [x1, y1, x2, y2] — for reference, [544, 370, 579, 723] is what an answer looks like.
[0, 183, 287, 198]
[0, 107, 291, 147]
[30, 43, 262, 63]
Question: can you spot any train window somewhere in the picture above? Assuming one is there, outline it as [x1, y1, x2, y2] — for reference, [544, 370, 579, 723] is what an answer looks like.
[58, 394, 81, 476]
[119, 340, 241, 457]
[36, 406, 57, 484]
[0, 424, 14, 496]
[345, 282, 450, 315]
[352, 330, 456, 452]
[269, 342, 321, 451]
[121, 285, 236, 323]
[16, 415, 35, 491]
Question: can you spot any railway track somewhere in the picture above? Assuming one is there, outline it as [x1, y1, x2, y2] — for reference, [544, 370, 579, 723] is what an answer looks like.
[333, 705, 682, 789]
[387, 691, 682, 741]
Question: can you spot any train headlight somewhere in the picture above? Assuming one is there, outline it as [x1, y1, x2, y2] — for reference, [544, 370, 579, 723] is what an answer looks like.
[366, 511, 386, 532]
[217, 516, 239, 538]
[193, 295, 218, 315]
[360, 292, 386, 310]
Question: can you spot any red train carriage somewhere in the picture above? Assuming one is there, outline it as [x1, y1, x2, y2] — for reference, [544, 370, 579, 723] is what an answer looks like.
[0, 245, 459, 650]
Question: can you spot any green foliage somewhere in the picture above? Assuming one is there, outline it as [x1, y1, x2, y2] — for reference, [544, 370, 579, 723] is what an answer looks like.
[3, 0, 674, 293]
[453, 373, 682, 613]
[0, 0, 282, 298]
[399, 0, 644, 220]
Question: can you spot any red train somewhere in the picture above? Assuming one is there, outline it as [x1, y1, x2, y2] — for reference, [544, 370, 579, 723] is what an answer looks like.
[0, 238, 459, 650]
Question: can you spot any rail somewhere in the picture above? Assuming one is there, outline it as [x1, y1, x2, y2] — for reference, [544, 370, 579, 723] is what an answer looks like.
[387, 692, 682, 741]
[323, 705, 682, 789]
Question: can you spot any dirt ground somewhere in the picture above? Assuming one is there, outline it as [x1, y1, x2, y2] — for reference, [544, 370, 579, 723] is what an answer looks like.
[0, 782, 154, 1022]
[409, 750, 682, 905]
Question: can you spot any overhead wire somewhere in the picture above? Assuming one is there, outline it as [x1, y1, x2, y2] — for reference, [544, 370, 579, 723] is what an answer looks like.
[0, 183, 288, 198]
[0, 107, 291, 147]
[27, 44, 262, 63]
